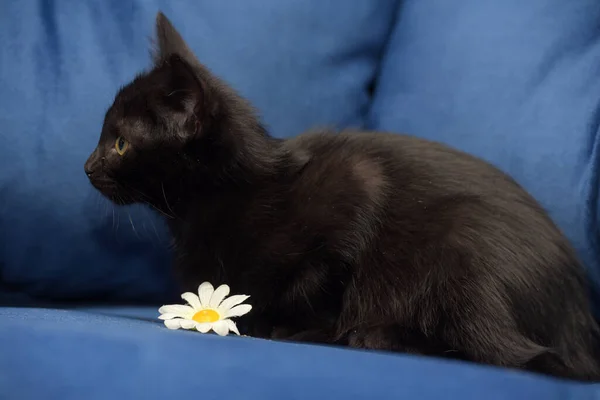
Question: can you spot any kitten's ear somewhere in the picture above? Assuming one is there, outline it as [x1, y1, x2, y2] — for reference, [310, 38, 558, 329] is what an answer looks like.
[153, 12, 197, 66]
[153, 13, 207, 138]
[161, 54, 205, 137]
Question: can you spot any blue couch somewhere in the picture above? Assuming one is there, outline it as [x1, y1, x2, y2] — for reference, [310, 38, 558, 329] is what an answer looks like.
[1, 1, 600, 398]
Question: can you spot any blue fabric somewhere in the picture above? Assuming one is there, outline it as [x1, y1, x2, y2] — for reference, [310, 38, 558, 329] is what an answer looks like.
[0, 307, 597, 400]
[0, 0, 396, 301]
[368, 0, 600, 299]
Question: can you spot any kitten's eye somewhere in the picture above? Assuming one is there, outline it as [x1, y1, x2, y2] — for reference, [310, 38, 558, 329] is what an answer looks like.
[115, 136, 129, 156]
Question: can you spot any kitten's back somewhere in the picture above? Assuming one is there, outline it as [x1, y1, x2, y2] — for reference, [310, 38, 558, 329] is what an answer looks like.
[282, 129, 599, 379]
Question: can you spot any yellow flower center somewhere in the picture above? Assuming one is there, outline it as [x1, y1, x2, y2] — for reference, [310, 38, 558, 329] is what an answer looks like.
[192, 309, 220, 323]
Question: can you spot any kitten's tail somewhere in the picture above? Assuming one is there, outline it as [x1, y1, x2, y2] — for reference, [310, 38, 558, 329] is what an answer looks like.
[530, 314, 600, 381]
[564, 317, 600, 381]
[588, 321, 600, 379]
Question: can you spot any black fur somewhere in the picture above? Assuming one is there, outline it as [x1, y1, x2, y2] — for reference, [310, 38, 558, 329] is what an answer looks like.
[85, 12, 600, 380]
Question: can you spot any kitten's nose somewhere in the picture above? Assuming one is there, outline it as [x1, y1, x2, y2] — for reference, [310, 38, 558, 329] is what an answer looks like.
[84, 153, 98, 177]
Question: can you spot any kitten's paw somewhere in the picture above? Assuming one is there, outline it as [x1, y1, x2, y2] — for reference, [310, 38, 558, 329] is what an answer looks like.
[236, 318, 273, 338]
[347, 327, 397, 350]
[271, 326, 335, 344]
[347, 325, 429, 354]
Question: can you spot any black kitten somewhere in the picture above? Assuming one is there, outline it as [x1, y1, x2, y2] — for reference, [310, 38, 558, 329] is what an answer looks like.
[85, 12, 600, 380]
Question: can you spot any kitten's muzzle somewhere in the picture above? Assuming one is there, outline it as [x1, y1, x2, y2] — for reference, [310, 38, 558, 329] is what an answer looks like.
[84, 153, 104, 178]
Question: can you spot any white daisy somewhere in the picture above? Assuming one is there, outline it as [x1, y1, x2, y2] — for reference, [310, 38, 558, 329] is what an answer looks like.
[158, 282, 252, 336]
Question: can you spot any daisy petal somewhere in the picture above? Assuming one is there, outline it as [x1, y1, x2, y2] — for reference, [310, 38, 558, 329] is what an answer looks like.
[212, 320, 230, 336]
[195, 323, 212, 333]
[179, 319, 196, 330]
[164, 319, 182, 330]
[226, 319, 240, 335]
[224, 304, 252, 318]
[218, 295, 250, 313]
[158, 313, 179, 320]
[198, 282, 214, 307]
[181, 292, 201, 310]
[158, 304, 194, 317]
[209, 284, 230, 308]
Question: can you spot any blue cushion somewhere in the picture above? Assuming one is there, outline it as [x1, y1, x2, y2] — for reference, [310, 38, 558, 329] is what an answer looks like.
[0, 306, 595, 399]
[368, 0, 600, 299]
[0, 0, 397, 301]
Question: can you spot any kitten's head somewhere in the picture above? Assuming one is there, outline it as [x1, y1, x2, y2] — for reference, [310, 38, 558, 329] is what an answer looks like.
[84, 12, 274, 210]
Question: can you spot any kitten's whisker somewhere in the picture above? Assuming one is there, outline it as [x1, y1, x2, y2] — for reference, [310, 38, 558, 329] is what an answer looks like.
[93, 192, 103, 212]
[167, 89, 192, 97]
[102, 196, 110, 218]
[150, 219, 161, 243]
[216, 255, 227, 282]
[141, 207, 163, 244]
[127, 212, 140, 239]
[161, 182, 177, 218]
[144, 200, 175, 219]
[120, 182, 176, 219]
[120, 183, 149, 201]
[140, 219, 154, 244]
